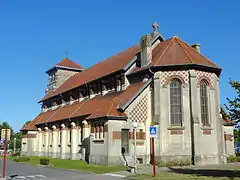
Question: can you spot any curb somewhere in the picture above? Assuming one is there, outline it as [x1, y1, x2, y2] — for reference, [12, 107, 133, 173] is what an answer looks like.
[36, 165, 96, 175]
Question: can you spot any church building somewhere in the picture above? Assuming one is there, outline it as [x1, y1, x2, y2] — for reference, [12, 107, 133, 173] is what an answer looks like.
[21, 22, 236, 166]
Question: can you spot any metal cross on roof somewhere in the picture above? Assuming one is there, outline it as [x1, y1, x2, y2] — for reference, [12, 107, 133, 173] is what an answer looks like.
[152, 22, 159, 32]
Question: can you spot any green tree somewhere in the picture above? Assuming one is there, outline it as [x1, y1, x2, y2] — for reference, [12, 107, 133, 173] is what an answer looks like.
[225, 80, 240, 123]
[8, 132, 22, 150]
[234, 129, 240, 143]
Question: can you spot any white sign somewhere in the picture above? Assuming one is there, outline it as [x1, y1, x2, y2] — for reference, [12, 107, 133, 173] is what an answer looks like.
[1, 129, 11, 141]
[149, 126, 158, 138]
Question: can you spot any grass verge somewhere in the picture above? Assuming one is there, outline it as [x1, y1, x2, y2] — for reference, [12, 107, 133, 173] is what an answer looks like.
[10, 156, 128, 174]
[130, 173, 240, 180]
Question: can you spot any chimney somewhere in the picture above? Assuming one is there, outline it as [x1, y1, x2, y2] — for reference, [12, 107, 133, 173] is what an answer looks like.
[140, 34, 153, 67]
[191, 44, 200, 53]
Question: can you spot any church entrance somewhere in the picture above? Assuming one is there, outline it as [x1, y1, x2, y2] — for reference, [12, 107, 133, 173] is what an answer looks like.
[121, 129, 129, 154]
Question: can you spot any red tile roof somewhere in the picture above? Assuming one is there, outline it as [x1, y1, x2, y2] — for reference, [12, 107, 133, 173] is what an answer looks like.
[40, 45, 140, 102]
[40, 36, 221, 102]
[56, 58, 84, 69]
[152, 36, 220, 68]
[22, 82, 145, 130]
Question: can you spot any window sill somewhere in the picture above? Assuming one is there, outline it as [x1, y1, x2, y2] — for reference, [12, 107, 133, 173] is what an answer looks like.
[168, 126, 184, 135]
[201, 126, 212, 130]
[201, 126, 212, 135]
[167, 126, 185, 130]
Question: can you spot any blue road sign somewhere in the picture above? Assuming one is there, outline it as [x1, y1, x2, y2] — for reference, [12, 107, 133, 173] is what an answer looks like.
[149, 126, 157, 138]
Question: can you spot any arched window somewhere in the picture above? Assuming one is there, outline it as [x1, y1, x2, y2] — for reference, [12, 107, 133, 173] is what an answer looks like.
[170, 79, 182, 126]
[200, 80, 209, 126]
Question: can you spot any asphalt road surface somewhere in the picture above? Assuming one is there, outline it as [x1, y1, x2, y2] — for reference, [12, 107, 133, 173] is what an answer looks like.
[0, 160, 126, 180]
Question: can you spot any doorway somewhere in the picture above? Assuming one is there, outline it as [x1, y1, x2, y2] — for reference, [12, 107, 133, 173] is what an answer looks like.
[121, 129, 129, 154]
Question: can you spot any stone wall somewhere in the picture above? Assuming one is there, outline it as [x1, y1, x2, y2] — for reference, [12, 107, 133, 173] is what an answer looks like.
[153, 70, 225, 165]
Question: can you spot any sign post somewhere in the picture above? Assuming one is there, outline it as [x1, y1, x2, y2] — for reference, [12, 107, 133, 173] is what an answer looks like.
[1, 128, 11, 178]
[149, 126, 157, 177]
[132, 122, 138, 174]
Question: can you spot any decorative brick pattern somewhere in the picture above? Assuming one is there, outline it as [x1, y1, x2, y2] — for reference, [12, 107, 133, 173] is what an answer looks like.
[112, 131, 121, 139]
[160, 71, 189, 85]
[170, 130, 183, 135]
[203, 129, 212, 135]
[196, 70, 214, 89]
[129, 94, 148, 123]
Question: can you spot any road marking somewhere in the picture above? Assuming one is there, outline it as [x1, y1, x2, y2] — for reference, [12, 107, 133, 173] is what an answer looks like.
[35, 175, 46, 178]
[26, 176, 36, 178]
[103, 173, 126, 177]
[14, 176, 26, 179]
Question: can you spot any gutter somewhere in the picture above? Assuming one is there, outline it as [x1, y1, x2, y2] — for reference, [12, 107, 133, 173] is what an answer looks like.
[189, 71, 195, 165]
[55, 65, 83, 71]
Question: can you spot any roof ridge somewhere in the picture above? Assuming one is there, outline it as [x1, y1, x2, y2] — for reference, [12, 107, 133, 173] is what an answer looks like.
[175, 37, 193, 63]
[154, 37, 175, 65]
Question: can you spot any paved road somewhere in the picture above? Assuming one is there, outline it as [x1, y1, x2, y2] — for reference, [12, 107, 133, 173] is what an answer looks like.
[0, 160, 126, 180]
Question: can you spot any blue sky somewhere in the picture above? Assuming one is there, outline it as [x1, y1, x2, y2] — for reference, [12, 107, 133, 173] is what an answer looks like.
[1, 0, 239, 131]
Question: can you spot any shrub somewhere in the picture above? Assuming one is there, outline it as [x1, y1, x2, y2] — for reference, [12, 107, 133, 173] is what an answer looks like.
[157, 160, 191, 167]
[40, 158, 50, 165]
[12, 152, 21, 157]
[13, 156, 30, 162]
[236, 152, 240, 157]
[227, 155, 240, 163]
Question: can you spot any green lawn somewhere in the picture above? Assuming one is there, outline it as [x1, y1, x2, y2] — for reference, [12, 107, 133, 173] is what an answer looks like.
[130, 173, 240, 180]
[130, 165, 240, 180]
[8, 156, 128, 174]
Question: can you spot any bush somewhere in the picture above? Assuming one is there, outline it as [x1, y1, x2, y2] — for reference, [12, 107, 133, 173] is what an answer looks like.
[40, 158, 50, 165]
[236, 152, 240, 157]
[13, 156, 30, 162]
[157, 160, 191, 167]
[12, 152, 21, 156]
[227, 155, 240, 163]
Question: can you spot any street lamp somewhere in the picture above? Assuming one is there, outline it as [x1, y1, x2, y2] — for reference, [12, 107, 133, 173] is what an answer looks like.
[132, 121, 138, 173]
[13, 138, 16, 154]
